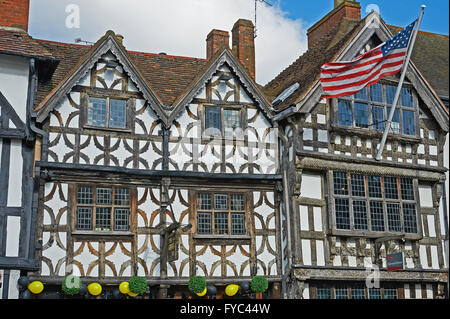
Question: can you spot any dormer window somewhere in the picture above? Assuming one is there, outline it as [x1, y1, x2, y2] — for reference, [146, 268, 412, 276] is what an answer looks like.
[336, 83, 417, 136]
[87, 97, 127, 129]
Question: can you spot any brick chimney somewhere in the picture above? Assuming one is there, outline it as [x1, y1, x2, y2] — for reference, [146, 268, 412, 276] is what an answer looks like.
[307, 0, 361, 48]
[206, 29, 230, 60]
[231, 19, 255, 80]
[0, 0, 30, 32]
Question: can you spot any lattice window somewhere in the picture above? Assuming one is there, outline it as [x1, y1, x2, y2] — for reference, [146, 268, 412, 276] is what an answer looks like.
[351, 287, 365, 299]
[336, 83, 417, 136]
[335, 285, 349, 299]
[196, 192, 246, 235]
[317, 286, 331, 299]
[75, 185, 131, 232]
[204, 105, 243, 137]
[384, 288, 398, 299]
[369, 288, 381, 299]
[87, 97, 127, 129]
[332, 172, 417, 234]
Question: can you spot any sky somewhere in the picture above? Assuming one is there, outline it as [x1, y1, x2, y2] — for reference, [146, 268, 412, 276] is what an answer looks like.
[28, 0, 449, 86]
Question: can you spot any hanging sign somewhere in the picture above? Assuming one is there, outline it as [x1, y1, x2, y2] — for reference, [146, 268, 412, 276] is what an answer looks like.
[387, 252, 404, 271]
[167, 231, 179, 262]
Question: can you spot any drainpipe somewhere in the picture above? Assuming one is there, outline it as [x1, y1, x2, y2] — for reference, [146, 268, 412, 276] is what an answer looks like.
[26, 58, 47, 268]
[441, 182, 449, 298]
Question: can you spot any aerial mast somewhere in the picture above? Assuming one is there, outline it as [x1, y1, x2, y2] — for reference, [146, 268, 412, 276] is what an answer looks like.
[254, 0, 272, 38]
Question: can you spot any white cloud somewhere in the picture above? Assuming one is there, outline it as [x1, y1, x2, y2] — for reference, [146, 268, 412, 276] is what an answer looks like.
[29, 0, 307, 85]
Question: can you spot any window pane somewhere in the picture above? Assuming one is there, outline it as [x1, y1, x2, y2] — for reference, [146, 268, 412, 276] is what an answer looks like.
[402, 110, 415, 135]
[214, 194, 228, 210]
[387, 203, 402, 232]
[333, 172, 348, 195]
[114, 208, 130, 231]
[387, 107, 400, 134]
[384, 288, 398, 299]
[335, 285, 348, 299]
[198, 193, 212, 210]
[385, 85, 396, 105]
[230, 194, 244, 211]
[317, 286, 331, 299]
[370, 201, 385, 231]
[88, 97, 107, 127]
[403, 203, 418, 233]
[355, 87, 367, 100]
[231, 213, 246, 235]
[401, 88, 414, 107]
[369, 288, 381, 299]
[214, 212, 228, 234]
[338, 100, 352, 126]
[77, 187, 93, 204]
[205, 106, 221, 135]
[372, 106, 384, 130]
[400, 178, 414, 200]
[76, 207, 92, 230]
[197, 212, 211, 234]
[335, 198, 350, 230]
[354, 103, 369, 128]
[351, 174, 365, 197]
[353, 200, 368, 230]
[368, 176, 382, 198]
[370, 83, 383, 102]
[96, 187, 112, 204]
[109, 99, 127, 129]
[114, 188, 130, 206]
[351, 287, 365, 299]
[223, 109, 240, 137]
[95, 207, 111, 230]
[384, 177, 398, 199]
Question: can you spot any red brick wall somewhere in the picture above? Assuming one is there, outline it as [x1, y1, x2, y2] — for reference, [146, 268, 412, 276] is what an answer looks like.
[307, 1, 361, 48]
[231, 19, 255, 80]
[0, 0, 30, 32]
[206, 29, 230, 60]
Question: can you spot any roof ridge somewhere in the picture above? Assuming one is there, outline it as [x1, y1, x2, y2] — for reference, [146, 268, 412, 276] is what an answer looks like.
[387, 24, 449, 39]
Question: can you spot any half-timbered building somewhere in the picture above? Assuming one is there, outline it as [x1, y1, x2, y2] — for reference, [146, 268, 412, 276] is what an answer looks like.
[264, 0, 449, 299]
[20, 17, 283, 298]
[0, 0, 56, 298]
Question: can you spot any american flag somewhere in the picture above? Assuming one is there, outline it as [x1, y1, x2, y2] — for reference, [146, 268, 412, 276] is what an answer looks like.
[320, 20, 417, 99]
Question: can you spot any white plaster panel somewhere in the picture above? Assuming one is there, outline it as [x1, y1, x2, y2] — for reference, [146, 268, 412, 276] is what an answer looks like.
[419, 185, 433, 207]
[7, 139, 23, 207]
[316, 240, 325, 266]
[301, 239, 312, 265]
[300, 173, 322, 199]
[299, 205, 309, 231]
[5, 216, 20, 257]
[313, 207, 322, 232]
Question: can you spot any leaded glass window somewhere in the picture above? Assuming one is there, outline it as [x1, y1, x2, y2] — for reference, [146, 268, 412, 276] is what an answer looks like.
[196, 192, 246, 235]
[87, 97, 127, 129]
[75, 186, 131, 232]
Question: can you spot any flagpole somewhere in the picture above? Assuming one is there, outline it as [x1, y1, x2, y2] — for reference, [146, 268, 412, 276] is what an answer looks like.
[375, 5, 426, 161]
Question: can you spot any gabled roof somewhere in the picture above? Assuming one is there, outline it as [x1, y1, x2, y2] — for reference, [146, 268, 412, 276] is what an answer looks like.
[0, 28, 54, 60]
[32, 31, 272, 128]
[263, 17, 365, 111]
[388, 25, 449, 99]
[264, 11, 449, 131]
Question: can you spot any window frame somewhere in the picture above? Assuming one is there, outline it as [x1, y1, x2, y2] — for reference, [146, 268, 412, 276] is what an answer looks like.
[329, 171, 421, 238]
[82, 93, 132, 132]
[333, 81, 419, 138]
[194, 191, 250, 238]
[202, 103, 246, 138]
[312, 282, 400, 299]
[71, 184, 135, 234]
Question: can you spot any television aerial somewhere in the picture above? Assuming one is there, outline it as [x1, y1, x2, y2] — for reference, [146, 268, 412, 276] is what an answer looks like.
[254, 0, 272, 38]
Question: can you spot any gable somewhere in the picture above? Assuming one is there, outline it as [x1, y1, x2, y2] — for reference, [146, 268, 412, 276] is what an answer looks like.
[293, 12, 448, 132]
[35, 31, 166, 126]
[0, 90, 25, 132]
[168, 49, 273, 127]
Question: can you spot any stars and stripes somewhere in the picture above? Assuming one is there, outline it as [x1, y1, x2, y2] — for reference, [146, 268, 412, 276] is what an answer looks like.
[320, 20, 417, 99]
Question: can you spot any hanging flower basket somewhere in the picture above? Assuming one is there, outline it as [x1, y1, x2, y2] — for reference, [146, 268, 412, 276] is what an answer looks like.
[188, 276, 207, 294]
[62, 276, 81, 295]
[128, 276, 147, 295]
[250, 276, 268, 295]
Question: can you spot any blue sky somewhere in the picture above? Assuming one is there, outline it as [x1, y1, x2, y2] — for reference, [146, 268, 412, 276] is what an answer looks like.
[278, 0, 449, 35]
[28, 0, 448, 85]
